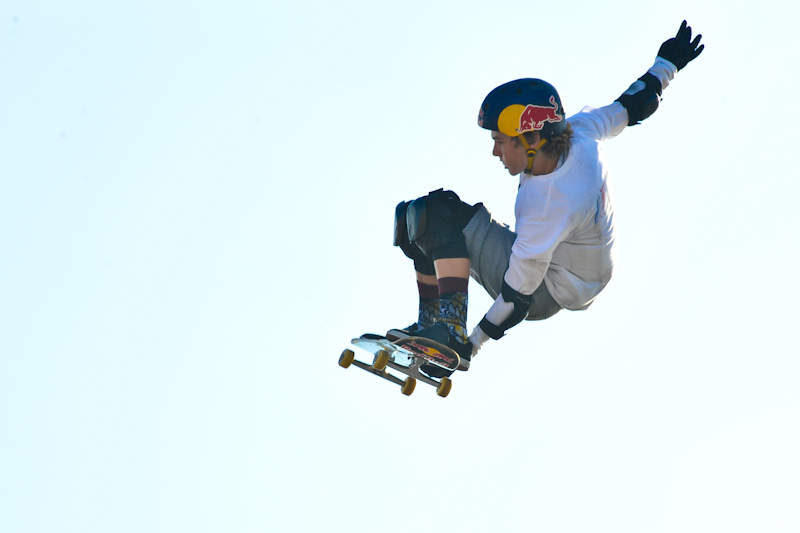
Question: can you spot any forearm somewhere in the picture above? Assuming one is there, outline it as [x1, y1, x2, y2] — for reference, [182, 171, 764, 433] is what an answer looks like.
[468, 279, 535, 354]
[616, 20, 703, 126]
[615, 58, 677, 126]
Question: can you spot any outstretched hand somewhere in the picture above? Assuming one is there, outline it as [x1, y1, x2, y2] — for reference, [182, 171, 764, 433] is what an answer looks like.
[657, 20, 704, 71]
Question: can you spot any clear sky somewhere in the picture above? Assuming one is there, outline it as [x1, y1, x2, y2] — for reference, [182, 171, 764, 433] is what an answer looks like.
[2, 1, 799, 532]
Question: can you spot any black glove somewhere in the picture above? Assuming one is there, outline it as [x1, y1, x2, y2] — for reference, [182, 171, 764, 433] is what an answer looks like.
[657, 20, 704, 71]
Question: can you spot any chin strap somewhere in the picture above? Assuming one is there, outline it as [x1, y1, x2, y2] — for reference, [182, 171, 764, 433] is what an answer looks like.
[517, 136, 547, 173]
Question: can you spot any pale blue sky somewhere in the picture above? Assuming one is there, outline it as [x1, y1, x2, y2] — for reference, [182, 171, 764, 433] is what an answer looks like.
[2, 1, 799, 532]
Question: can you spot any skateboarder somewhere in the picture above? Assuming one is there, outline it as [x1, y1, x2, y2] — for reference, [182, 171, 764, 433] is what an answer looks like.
[389, 21, 704, 377]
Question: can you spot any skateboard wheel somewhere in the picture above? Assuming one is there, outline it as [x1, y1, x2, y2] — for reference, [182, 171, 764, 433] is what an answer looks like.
[436, 377, 452, 398]
[338, 349, 355, 368]
[401, 377, 416, 396]
[372, 350, 389, 371]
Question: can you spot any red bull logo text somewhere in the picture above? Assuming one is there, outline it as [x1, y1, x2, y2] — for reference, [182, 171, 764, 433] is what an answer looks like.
[407, 341, 454, 365]
[518, 96, 563, 133]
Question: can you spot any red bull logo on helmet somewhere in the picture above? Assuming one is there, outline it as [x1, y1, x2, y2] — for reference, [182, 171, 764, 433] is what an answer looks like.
[518, 96, 563, 133]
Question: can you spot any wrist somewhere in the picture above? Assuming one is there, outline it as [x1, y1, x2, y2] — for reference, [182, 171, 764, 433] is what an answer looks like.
[649, 57, 677, 89]
[478, 317, 505, 340]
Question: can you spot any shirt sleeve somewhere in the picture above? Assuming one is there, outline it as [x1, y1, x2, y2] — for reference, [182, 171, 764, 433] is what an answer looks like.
[503, 180, 573, 295]
[649, 57, 677, 91]
[568, 104, 628, 142]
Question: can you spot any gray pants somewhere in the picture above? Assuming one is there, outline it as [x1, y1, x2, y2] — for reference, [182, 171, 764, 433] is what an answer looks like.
[463, 204, 562, 321]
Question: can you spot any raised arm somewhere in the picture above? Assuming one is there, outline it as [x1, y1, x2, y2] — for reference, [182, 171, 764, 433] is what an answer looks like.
[615, 20, 704, 126]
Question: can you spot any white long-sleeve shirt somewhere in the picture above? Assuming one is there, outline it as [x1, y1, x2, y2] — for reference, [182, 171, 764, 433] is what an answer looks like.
[501, 58, 677, 311]
[504, 102, 626, 310]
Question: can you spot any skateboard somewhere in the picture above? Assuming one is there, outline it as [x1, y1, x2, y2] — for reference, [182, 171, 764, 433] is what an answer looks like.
[338, 333, 461, 397]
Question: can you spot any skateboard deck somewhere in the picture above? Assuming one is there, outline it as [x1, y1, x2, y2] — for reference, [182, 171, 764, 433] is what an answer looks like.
[338, 333, 461, 397]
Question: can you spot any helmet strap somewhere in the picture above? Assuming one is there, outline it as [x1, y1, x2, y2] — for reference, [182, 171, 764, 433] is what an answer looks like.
[518, 136, 548, 173]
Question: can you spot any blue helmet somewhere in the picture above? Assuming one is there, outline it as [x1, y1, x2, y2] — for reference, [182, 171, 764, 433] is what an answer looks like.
[478, 79, 566, 140]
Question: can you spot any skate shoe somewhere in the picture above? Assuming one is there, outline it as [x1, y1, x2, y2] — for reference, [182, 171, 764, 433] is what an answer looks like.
[410, 322, 473, 377]
[385, 323, 421, 342]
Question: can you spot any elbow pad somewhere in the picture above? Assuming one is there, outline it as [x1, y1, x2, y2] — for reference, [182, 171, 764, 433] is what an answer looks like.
[478, 280, 533, 340]
[615, 72, 663, 126]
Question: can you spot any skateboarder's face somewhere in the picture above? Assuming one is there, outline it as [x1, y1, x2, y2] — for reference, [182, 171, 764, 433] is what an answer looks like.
[491, 131, 528, 176]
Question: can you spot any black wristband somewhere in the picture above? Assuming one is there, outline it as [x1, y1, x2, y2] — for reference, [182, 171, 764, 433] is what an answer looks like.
[479, 317, 505, 340]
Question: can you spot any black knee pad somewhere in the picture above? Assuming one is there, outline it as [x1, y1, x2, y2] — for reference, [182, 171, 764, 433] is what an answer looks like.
[407, 189, 476, 261]
[393, 201, 410, 247]
[393, 200, 435, 275]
